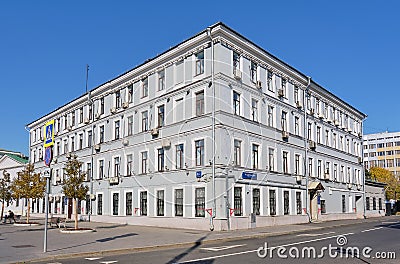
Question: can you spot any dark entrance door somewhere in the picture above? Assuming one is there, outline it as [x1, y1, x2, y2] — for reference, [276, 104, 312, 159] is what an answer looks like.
[67, 198, 73, 219]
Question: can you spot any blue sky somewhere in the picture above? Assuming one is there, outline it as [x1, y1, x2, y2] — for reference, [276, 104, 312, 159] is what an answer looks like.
[1, 1, 399, 155]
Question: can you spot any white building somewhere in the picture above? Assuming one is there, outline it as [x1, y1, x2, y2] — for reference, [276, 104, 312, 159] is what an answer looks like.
[27, 22, 366, 230]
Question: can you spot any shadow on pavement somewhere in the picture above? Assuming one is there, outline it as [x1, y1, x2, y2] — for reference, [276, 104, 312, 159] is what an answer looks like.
[95, 224, 128, 229]
[166, 235, 210, 264]
[96, 233, 137, 242]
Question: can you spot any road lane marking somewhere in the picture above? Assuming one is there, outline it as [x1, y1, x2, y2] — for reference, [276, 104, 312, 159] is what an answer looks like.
[202, 244, 246, 251]
[177, 232, 355, 263]
[100, 261, 118, 264]
[381, 221, 399, 224]
[361, 227, 383, 233]
[297, 231, 335, 237]
[85, 257, 103, 260]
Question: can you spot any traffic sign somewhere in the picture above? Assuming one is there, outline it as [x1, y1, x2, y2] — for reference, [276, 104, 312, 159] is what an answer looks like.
[44, 120, 55, 148]
[44, 147, 52, 167]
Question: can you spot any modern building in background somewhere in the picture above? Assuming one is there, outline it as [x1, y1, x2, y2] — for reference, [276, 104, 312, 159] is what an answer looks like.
[0, 149, 29, 216]
[27, 22, 366, 230]
[363, 131, 400, 177]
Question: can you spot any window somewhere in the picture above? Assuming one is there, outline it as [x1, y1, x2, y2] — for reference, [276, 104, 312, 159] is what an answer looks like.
[269, 190, 276, 216]
[71, 136, 75, 152]
[127, 154, 133, 176]
[251, 99, 258, 122]
[157, 190, 165, 216]
[316, 99, 320, 115]
[281, 78, 287, 97]
[269, 148, 275, 171]
[86, 163, 92, 182]
[366, 197, 370, 210]
[321, 200, 326, 214]
[295, 154, 300, 175]
[78, 134, 83, 150]
[234, 139, 241, 166]
[97, 194, 103, 215]
[333, 164, 338, 181]
[115, 91, 121, 109]
[64, 114, 68, 129]
[294, 116, 299, 135]
[126, 192, 132, 215]
[195, 187, 205, 217]
[250, 61, 257, 82]
[158, 105, 165, 128]
[195, 139, 204, 166]
[379, 198, 382, 210]
[99, 125, 104, 143]
[87, 130, 92, 147]
[267, 70, 273, 91]
[316, 126, 321, 144]
[112, 193, 119, 215]
[267, 105, 274, 127]
[252, 144, 259, 169]
[175, 189, 184, 216]
[79, 107, 84, 123]
[233, 51, 240, 73]
[294, 87, 299, 103]
[141, 151, 148, 174]
[176, 144, 184, 169]
[234, 187, 242, 216]
[373, 197, 376, 210]
[128, 84, 133, 103]
[158, 70, 165, 91]
[114, 120, 120, 140]
[195, 91, 204, 116]
[284, 191, 289, 215]
[195, 51, 204, 75]
[281, 111, 287, 131]
[100, 97, 105, 115]
[140, 191, 147, 216]
[71, 112, 75, 126]
[333, 133, 337, 148]
[308, 158, 313, 177]
[142, 78, 148, 98]
[342, 195, 346, 213]
[127, 116, 133, 136]
[233, 91, 240, 115]
[142, 111, 148, 132]
[283, 151, 288, 174]
[296, 192, 302, 214]
[307, 123, 312, 140]
[158, 148, 165, 172]
[114, 157, 120, 177]
[325, 130, 329, 146]
[317, 160, 322, 178]
[98, 160, 104, 179]
[253, 188, 260, 215]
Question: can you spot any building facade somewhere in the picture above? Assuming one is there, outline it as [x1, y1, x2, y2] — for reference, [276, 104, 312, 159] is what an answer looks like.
[363, 131, 400, 177]
[27, 23, 366, 230]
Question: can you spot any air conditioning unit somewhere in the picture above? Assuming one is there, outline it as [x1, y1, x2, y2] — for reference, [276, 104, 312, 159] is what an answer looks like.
[282, 131, 289, 139]
[162, 139, 171, 148]
[296, 101, 302, 109]
[55, 176, 61, 182]
[89, 194, 96, 200]
[110, 107, 117, 114]
[109, 177, 119, 184]
[151, 128, 159, 136]
[49, 196, 54, 202]
[309, 140, 317, 150]
[83, 177, 89, 182]
[327, 119, 333, 124]
[309, 108, 314, 116]
[278, 89, 284, 97]
[357, 184, 362, 190]
[296, 175, 302, 183]
[234, 69, 242, 80]
[334, 120, 340, 126]
[256, 80, 262, 89]
[122, 102, 129, 109]
[94, 144, 101, 151]
[84, 118, 90, 124]
[66, 153, 71, 159]
[55, 196, 61, 202]
[67, 126, 73, 131]
[347, 183, 352, 189]
[95, 113, 100, 119]
[318, 113, 324, 119]
[122, 139, 129, 146]
[54, 131, 59, 136]
[324, 171, 330, 180]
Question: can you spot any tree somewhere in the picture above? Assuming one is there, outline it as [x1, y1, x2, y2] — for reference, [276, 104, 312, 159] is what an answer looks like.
[62, 155, 88, 229]
[0, 171, 12, 220]
[10, 164, 46, 223]
[369, 167, 400, 200]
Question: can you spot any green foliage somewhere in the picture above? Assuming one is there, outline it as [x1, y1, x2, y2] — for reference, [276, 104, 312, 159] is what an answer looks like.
[62, 157, 89, 201]
[10, 163, 46, 223]
[369, 167, 400, 200]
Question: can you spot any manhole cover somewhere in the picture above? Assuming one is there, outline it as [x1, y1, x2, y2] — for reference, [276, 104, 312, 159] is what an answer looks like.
[12, 245, 35, 248]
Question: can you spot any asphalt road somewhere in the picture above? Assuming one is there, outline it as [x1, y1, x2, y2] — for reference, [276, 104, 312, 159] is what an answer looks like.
[31, 220, 400, 264]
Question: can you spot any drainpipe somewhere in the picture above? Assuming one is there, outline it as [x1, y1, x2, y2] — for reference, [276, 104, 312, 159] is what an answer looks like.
[361, 117, 367, 219]
[207, 27, 215, 231]
[303, 76, 311, 223]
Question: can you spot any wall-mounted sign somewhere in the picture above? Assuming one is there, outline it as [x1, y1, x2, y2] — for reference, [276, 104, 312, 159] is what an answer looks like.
[196, 171, 202, 178]
[44, 120, 55, 148]
[242, 172, 257, 180]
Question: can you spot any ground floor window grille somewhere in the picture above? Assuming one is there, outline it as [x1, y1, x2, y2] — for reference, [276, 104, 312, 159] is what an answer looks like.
[126, 192, 132, 215]
[321, 199, 326, 214]
[253, 188, 260, 215]
[112, 193, 119, 216]
[296, 192, 302, 214]
[175, 189, 183, 216]
[366, 197, 370, 210]
[195, 187, 205, 217]
[269, 190, 276, 216]
[284, 191, 290, 215]
[379, 198, 382, 210]
[373, 197, 376, 210]
[342, 195, 346, 213]
[234, 187, 242, 216]
[97, 194, 103, 215]
[140, 191, 148, 216]
[157, 190, 165, 216]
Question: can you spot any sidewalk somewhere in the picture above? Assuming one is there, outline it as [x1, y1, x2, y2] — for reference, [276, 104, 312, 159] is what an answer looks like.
[0, 216, 398, 264]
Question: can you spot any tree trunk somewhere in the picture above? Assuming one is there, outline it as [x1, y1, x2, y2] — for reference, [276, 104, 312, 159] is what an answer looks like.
[73, 198, 78, 229]
[26, 199, 30, 223]
[1, 199, 4, 220]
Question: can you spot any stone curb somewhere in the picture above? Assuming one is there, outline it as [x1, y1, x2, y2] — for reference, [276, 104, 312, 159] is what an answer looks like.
[20, 217, 390, 263]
